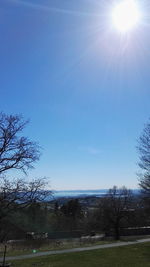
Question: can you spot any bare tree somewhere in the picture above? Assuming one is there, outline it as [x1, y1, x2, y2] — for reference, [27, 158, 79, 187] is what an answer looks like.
[0, 113, 51, 240]
[98, 186, 133, 240]
[0, 113, 40, 175]
[0, 176, 51, 241]
[0, 177, 50, 215]
[137, 119, 150, 197]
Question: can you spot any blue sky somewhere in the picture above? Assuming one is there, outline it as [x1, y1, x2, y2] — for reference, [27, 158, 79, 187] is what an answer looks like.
[0, 0, 150, 190]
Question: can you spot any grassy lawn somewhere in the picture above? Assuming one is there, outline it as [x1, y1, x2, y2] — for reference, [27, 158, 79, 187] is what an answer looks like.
[2, 235, 150, 257]
[10, 242, 150, 267]
[0, 240, 116, 257]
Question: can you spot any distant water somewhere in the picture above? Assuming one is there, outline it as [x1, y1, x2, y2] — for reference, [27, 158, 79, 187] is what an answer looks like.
[50, 189, 140, 199]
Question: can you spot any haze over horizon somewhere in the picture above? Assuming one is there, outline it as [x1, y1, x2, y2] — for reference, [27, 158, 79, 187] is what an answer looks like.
[0, 0, 150, 190]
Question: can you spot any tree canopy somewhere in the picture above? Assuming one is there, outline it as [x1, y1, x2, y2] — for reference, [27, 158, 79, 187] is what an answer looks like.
[0, 112, 51, 241]
[0, 113, 40, 176]
[137, 119, 150, 197]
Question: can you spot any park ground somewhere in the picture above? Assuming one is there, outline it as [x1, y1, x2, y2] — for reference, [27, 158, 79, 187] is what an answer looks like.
[8, 241, 150, 267]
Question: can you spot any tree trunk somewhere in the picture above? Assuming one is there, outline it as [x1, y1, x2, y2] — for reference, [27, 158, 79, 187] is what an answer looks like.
[114, 223, 120, 240]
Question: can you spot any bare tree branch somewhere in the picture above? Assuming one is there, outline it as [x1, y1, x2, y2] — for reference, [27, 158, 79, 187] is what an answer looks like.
[0, 113, 40, 175]
[0, 177, 52, 220]
[137, 119, 150, 197]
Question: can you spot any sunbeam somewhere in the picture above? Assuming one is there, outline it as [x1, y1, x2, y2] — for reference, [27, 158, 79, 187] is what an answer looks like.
[9, 0, 101, 17]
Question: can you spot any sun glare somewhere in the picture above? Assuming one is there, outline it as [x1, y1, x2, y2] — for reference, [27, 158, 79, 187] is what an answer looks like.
[112, 0, 141, 32]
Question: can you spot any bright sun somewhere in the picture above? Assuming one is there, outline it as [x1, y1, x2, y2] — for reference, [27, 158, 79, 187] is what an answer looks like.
[112, 0, 141, 32]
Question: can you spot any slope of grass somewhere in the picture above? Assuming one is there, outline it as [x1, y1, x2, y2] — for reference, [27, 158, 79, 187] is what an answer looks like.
[11, 242, 150, 267]
[0, 240, 114, 257]
[3, 235, 150, 257]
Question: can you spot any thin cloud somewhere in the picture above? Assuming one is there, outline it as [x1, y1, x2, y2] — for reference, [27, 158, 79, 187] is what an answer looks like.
[78, 146, 101, 155]
[9, 0, 100, 17]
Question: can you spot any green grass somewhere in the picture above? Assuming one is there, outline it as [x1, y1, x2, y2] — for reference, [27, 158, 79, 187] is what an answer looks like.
[0, 240, 115, 257]
[3, 235, 150, 257]
[10, 242, 150, 267]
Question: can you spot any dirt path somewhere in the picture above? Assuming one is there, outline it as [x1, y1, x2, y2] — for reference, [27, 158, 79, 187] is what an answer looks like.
[1, 238, 150, 261]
